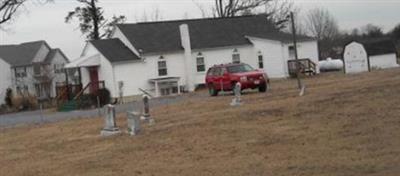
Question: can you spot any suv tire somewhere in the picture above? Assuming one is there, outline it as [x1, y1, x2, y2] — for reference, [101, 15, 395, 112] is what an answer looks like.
[258, 83, 267, 92]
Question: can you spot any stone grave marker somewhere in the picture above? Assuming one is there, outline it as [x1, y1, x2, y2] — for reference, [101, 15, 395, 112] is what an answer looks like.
[140, 95, 155, 125]
[100, 104, 121, 136]
[127, 111, 141, 136]
[141, 95, 151, 121]
[230, 82, 242, 106]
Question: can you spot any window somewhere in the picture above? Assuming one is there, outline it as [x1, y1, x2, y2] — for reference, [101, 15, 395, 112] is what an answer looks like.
[227, 64, 255, 73]
[35, 84, 41, 97]
[288, 46, 295, 59]
[258, 52, 264, 69]
[15, 67, 27, 78]
[33, 64, 41, 75]
[17, 85, 28, 94]
[196, 53, 205, 72]
[232, 49, 240, 63]
[54, 63, 65, 74]
[158, 56, 167, 76]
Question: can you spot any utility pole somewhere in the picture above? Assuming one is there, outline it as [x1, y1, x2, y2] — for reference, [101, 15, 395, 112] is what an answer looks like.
[290, 12, 303, 89]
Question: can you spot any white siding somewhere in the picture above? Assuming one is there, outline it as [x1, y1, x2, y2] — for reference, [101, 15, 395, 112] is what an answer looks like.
[248, 38, 287, 78]
[49, 51, 69, 97]
[79, 43, 117, 98]
[344, 42, 369, 74]
[192, 45, 255, 83]
[369, 53, 399, 69]
[0, 59, 12, 105]
[295, 41, 320, 73]
[33, 43, 50, 63]
[113, 52, 187, 97]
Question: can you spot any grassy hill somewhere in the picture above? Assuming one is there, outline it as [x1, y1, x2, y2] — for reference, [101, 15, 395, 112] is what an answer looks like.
[1, 69, 400, 176]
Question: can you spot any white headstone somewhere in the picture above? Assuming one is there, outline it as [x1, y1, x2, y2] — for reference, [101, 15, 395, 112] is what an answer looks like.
[299, 84, 306, 96]
[127, 111, 141, 136]
[100, 104, 121, 136]
[230, 82, 242, 106]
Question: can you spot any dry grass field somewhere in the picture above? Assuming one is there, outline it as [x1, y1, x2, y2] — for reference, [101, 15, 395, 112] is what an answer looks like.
[1, 69, 400, 176]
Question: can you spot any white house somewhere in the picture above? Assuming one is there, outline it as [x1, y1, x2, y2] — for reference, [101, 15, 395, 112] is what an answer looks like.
[66, 15, 319, 99]
[0, 41, 69, 104]
[343, 39, 398, 74]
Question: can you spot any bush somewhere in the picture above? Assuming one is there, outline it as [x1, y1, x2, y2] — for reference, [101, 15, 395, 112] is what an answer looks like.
[11, 94, 38, 111]
[97, 88, 111, 106]
[78, 94, 95, 109]
[5, 88, 12, 107]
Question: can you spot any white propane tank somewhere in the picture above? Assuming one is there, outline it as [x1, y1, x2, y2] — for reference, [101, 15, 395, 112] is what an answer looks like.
[319, 58, 344, 71]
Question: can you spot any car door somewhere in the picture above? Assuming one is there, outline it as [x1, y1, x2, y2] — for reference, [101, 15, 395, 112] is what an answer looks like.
[212, 67, 222, 90]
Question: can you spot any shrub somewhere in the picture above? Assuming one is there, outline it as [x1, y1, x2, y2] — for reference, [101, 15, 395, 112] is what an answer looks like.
[5, 88, 12, 107]
[97, 88, 111, 106]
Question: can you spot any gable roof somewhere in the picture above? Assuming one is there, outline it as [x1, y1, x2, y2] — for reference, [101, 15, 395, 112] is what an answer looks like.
[90, 38, 141, 63]
[117, 15, 314, 54]
[0, 41, 46, 66]
[357, 38, 397, 56]
[0, 41, 69, 67]
[43, 48, 70, 63]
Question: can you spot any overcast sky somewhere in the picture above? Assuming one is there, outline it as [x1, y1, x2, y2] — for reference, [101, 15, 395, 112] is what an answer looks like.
[1, 0, 400, 60]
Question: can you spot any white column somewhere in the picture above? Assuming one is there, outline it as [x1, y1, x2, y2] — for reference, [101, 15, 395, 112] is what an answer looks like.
[155, 81, 160, 97]
[177, 81, 181, 94]
[180, 24, 195, 92]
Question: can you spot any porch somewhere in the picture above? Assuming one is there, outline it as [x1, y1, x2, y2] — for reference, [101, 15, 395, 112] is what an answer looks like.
[149, 77, 181, 97]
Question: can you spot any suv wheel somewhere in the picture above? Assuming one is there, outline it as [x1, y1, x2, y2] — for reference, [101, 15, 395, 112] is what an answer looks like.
[208, 84, 219, 96]
[258, 83, 267, 92]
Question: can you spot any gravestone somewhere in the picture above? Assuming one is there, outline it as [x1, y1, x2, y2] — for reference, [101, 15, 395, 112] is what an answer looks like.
[127, 111, 141, 136]
[140, 95, 153, 124]
[100, 104, 121, 136]
[230, 82, 242, 106]
[299, 84, 306, 96]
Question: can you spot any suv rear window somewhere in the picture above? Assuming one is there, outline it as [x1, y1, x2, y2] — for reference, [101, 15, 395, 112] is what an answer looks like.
[227, 64, 254, 73]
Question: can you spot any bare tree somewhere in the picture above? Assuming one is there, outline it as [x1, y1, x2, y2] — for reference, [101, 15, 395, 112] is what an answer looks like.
[193, 0, 294, 29]
[0, 0, 51, 25]
[360, 24, 384, 38]
[305, 7, 339, 41]
[135, 7, 163, 23]
[0, 0, 24, 24]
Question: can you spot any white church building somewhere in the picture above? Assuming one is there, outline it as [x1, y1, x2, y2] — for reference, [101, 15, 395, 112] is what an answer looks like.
[66, 15, 319, 99]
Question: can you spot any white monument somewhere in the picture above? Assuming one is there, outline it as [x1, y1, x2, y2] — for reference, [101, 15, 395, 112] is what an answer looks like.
[100, 104, 121, 136]
[127, 111, 141, 136]
[230, 82, 242, 106]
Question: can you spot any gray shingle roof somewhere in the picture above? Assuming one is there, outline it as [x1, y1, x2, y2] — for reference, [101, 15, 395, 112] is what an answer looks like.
[0, 41, 69, 67]
[90, 38, 141, 63]
[117, 15, 314, 54]
[43, 48, 69, 63]
[0, 41, 45, 66]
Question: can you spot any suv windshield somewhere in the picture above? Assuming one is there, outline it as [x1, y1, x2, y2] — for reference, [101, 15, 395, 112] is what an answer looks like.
[227, 64, 255, 73]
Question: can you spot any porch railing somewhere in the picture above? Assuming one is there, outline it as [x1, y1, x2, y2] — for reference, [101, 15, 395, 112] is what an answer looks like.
[288, 58, 317, 77]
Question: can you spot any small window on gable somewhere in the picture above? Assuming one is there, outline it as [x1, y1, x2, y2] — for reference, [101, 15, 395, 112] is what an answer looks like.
[196, 52, 205, 72]
[258, 51, 264, 69]
[158, 55, 167, 76]
[54, 63, 65, 74]
[15, 67, 27, 78]
[232, 49, 240, 64]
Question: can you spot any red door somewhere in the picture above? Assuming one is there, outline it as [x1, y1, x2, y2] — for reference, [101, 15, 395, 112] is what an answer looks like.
[88, 67, 99, 93]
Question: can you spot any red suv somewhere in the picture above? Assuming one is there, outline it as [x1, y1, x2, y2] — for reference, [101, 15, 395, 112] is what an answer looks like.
[205, 63, 269, 96]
